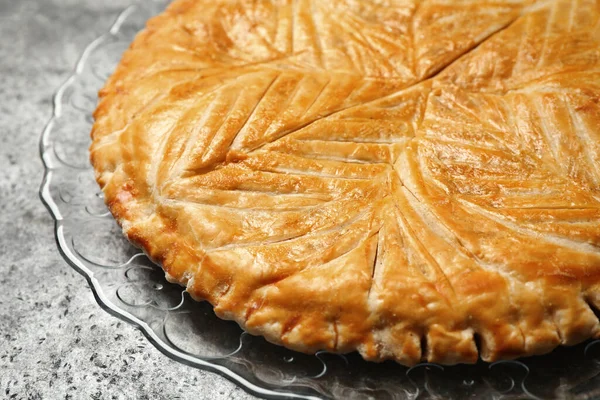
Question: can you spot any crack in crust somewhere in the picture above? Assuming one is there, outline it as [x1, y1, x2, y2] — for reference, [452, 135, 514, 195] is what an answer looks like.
[90, 0, 600, 365]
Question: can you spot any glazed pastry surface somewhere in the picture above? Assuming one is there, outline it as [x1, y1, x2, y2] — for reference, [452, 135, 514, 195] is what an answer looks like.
[91, 0, 600, 365]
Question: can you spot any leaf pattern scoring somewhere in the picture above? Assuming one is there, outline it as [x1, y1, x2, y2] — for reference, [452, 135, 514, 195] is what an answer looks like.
[90, 0, 600, 365]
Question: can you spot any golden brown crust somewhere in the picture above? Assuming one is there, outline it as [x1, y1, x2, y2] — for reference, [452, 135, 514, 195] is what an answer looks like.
[90, 0, 600, 365]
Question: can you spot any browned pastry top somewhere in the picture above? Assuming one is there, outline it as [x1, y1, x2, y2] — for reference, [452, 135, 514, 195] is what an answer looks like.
[91, 0, 600, 365]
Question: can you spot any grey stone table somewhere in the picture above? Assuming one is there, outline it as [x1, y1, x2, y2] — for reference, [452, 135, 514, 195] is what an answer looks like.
[0, 1, 257, 398]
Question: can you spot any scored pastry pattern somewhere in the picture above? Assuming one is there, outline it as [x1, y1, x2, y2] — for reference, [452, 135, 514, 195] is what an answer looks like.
[90, 0, 600, 365]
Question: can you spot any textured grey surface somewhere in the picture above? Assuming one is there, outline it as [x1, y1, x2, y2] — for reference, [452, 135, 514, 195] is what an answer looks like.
[0, 1, 256, 398]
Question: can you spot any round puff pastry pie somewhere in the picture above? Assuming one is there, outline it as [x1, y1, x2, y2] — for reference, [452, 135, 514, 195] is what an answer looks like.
[90, 0, 600, 365]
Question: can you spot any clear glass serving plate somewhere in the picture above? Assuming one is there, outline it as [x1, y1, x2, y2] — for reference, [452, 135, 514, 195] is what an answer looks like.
[39, 1, 600, 399]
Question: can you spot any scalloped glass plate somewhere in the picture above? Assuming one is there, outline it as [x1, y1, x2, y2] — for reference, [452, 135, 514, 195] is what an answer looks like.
[39, 2, 600, 399]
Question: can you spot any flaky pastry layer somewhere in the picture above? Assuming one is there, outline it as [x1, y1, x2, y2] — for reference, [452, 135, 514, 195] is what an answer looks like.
[91, 0, 600, 365]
